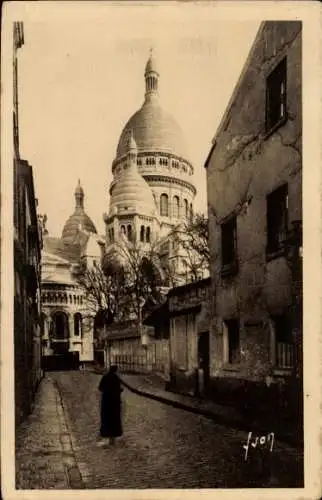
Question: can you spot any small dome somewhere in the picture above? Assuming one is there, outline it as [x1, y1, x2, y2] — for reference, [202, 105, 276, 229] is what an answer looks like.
[61, 180, 97, 243]
[62, 210, 97, 243]
[109, 164, 157, 217]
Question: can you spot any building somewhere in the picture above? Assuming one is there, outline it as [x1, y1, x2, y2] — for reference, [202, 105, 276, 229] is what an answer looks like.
[104, 52, 198, 282]
[96, 52, 204, 372]
[13, 22, 43, 426]
[168, 278, 211, 394]
[40, 181, 104, 369]
[205, 22, 302, 419]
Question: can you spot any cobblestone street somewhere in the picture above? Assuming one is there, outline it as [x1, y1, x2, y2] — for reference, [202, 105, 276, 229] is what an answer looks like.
[42, 371, 303, 489]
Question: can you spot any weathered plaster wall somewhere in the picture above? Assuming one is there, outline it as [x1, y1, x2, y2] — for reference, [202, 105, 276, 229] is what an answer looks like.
[206, 22, 302, 386]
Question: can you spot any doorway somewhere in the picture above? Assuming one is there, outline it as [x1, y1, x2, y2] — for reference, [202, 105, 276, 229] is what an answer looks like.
[198, 331, 210, 394]
[52, 311, 69, 355]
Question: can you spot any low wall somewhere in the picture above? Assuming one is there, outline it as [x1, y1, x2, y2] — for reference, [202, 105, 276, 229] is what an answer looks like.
[105, 339, 170, 378]
[169, 367, 301, 422]
[42, 352, 80, 371]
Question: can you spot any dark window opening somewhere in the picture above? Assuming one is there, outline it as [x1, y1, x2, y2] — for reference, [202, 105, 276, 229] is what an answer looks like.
[160, 193, 169, 216]
[74, 313, 82, 337]
[266, 184, 288, 256]
[226, 319, 240, 364]
[184, 199, 188, 218]
[173, 196, 179, 218]
[266, 57, 287, 133]
[146, 227, 151, 243]
[140, 225, 145, 242]
[272, 314, 293, 368]
[221, 215, 237, 272]
[127, 224, 133, 241]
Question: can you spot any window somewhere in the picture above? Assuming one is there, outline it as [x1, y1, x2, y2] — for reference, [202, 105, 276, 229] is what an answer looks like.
[266, 57, 287, 133]
[184, 199, 188, 218]
[224, 319, 240, 364]
[271, 314, 293, 368]
[221, 215, 237, 274]
[146, 227, 151, 243]
[190, 203, 193, 221]
[160, 193, 169, 216]
[160, 158, 168, 166]
[127, 224, 133, 241]
[74, 313, 82, 337]
[111, 228, 114, 242]
[172, 196, 179, 218]
[266, 184, 288, 256]
[140, 225, 145, 242]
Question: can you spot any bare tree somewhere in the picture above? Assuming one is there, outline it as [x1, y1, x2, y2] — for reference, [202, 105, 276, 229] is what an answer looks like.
[75, 257, 126, 338]
[113, 239, 166, 323]
[171, 212, 210, 282]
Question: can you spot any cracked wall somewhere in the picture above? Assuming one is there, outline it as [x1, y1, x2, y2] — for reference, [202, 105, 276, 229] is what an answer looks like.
[206, 22, 302, 387]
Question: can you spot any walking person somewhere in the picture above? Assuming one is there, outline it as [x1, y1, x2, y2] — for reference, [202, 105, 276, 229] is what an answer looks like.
[97, 365, 123, 446]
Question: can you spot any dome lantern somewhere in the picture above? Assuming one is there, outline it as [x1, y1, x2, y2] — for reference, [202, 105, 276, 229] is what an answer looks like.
[144, 48, 159, 101]
[75, 179, 84, 209]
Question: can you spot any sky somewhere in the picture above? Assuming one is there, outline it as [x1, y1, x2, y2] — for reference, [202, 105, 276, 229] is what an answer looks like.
[16, 4, 260, 237]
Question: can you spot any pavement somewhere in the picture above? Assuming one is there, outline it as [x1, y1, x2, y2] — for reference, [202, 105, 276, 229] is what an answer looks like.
[93, 366, 302, 449]
[14, 370, 304, 489]
[15, 374, 84, 489]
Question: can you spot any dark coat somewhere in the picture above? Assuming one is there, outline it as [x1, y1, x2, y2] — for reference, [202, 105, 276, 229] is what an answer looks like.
[98, 371, 123, 438]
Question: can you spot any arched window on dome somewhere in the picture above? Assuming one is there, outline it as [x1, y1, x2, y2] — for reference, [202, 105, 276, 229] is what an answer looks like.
[184, 199, 189, 218]
[140, 225, 145, 242]
[127, 225, 133, 241]
[173, 196, 180, 219]
[160, 194, 168, 216]
[146, 227, 151, 243]
[74, 313, 82, 337]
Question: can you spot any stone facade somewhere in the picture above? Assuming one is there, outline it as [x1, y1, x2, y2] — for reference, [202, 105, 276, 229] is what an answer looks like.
[168, 278, 211, 395]
[40, 186, 104, 368]
[205, 22, 302, 413]
[41, 252, 94, 364]
[13, 22, 43, 426]
[104, 53, 197, 285]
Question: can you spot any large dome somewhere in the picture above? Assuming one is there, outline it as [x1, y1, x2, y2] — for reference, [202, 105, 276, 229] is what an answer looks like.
[116, 99, 187, 160]
[61, 180, 97, 243]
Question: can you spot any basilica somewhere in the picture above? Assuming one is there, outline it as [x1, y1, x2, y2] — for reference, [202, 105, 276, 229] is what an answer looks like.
[41, 52, 198, 366]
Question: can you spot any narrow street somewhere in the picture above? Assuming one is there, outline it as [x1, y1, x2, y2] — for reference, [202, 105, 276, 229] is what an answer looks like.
[44, 371, 303, 489]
